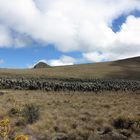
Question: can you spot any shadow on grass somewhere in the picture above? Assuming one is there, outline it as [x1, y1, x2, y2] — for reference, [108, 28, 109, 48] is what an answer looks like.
[104, 57, 140, 80]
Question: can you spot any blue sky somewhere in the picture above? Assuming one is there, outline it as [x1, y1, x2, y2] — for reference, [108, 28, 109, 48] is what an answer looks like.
[0, 45, 83, 68]
[112, 10, 140, 32]
[0, 0, 140, 68]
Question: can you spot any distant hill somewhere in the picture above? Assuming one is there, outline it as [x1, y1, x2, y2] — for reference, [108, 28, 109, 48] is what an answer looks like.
[0, 56, 139, 80]
[115, 56, 140, 64]
[33, 62, 50, 69]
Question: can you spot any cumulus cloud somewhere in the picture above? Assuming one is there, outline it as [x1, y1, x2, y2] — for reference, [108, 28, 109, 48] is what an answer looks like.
[0, 25, 12, 47]
[29, 56, 76, 67]
[117, 16, 140, 46]
[0, 0, 140, 62]
[83, 52, 110, 62]
[48, 56, 76, 66]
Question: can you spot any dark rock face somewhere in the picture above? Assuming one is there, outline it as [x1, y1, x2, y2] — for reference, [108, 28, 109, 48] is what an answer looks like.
[33, 62, 50, 69]
[0, 77, 139, 92]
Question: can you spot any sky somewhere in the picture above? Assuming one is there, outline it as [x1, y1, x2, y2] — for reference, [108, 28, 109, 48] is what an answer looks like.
[0, 0, 140, 68]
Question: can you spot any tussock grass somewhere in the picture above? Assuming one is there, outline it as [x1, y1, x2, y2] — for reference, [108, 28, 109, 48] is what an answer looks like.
[0, 90, 139, 139]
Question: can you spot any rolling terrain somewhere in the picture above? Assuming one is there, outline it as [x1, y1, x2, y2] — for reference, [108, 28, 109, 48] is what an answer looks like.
[0, 56, 139, 80]
[0, 57, 139, 140]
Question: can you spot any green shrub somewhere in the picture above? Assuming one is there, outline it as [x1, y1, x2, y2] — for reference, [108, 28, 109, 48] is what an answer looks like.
[21, 103, 40, 124]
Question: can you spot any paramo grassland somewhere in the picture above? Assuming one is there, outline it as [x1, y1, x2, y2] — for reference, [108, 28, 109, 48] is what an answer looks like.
[0, 56, 139, 140]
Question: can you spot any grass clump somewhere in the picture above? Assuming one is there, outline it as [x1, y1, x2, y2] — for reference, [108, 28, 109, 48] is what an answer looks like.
[0, 91, 8, 96]
[112, 115, 140, 129]
[21, 103, 40, 124]
[8, 108, 20, 117]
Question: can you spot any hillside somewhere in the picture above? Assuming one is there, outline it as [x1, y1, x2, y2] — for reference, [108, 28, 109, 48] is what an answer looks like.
[0, 57, 139, 140]
[115, 56, 140, 64]
[33, 62, 50, 69]
[0, 56, 139, 80]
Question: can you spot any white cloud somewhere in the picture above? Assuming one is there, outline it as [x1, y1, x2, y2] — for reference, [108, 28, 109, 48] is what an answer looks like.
[0, 25, 12, 47]
[83, 52, 109, 62]
[28, 56, 76, 67]
[0, 59, 4, 64]
[0, 0, 140, 61]
[48, 56, 76, 66]
[117, 16, 140, 46]
[83, 15, 140, 62]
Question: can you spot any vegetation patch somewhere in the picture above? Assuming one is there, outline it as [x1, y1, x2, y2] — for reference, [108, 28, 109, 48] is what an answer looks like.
[0, 90, 139, 139]
[112, 115, 140, 129]
[21, 104, 40, 124]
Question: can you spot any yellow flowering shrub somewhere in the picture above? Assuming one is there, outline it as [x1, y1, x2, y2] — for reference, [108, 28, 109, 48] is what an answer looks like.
[14, 135, 28, 140]
[0, 119, 10, 140]
[0, 118, 28, 140]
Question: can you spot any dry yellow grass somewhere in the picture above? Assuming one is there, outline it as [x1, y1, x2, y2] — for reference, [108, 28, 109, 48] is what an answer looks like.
[0, 90, 139, 139]
[0, 56, 139, 80]
[0, 62, 120, 79]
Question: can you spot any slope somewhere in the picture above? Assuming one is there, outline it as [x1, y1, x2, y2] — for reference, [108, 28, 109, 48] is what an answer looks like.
[0, 56, 139, 80]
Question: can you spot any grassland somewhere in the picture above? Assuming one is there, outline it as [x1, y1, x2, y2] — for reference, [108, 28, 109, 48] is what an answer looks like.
[0, 90, 139, 140]
[0, 56, 139, 80]
[0, 56, 139, 139]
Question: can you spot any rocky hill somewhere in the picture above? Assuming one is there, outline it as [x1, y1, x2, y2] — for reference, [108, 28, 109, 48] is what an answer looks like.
[33, 62, 50, 69]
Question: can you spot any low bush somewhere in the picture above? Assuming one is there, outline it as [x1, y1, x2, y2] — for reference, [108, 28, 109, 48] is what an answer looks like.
[21, 103, 40, 124]
[8, 108, 20, 117]
[112, 116, 135, 129]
